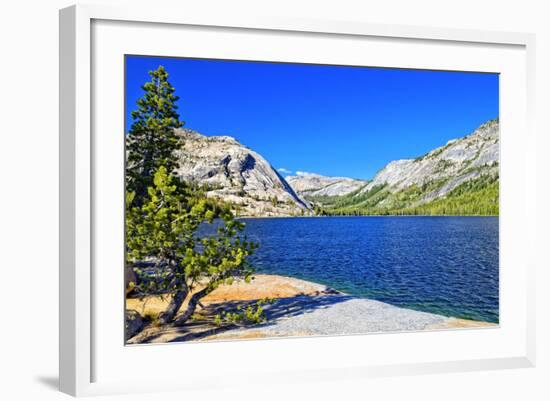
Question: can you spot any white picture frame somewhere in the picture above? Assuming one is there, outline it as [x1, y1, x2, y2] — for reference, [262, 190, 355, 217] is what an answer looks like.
[59, 4, 536, 397]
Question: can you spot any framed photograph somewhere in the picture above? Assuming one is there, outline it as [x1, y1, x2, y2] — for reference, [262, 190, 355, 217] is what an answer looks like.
[59, 4, 536, 396]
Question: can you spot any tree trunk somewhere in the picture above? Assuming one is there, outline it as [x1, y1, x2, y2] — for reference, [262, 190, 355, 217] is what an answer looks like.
[173, 288, 209, 327]
[158, 287, 188, 325]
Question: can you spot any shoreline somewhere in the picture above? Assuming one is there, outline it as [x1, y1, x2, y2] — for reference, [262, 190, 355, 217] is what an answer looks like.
[126, 274, 496, 344]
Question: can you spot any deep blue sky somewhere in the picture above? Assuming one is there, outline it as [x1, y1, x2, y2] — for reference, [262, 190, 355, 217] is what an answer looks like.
[125, 56, 498, 180]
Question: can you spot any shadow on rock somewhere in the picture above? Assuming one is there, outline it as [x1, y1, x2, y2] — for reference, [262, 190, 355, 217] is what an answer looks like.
[130, 293, 354, 344]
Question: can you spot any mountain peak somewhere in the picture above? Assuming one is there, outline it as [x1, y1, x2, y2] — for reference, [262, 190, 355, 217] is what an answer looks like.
[177, 128, 240, 145]
[174, 128, 310, 217]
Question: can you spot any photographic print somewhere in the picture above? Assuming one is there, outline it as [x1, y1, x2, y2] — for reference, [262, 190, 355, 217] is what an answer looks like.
[124, 56, 499, 344]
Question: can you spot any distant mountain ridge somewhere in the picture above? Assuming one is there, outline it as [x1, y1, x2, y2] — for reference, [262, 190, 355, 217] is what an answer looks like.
[286, 174, 367, 197]
[172, 119, 499, 217]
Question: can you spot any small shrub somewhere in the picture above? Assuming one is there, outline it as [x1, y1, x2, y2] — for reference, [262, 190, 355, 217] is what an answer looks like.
[214, 298, 276, 326]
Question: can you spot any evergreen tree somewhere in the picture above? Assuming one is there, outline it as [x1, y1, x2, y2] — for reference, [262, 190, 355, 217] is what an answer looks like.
[126, 65, 183, 205]
[125, 67, 257, 327]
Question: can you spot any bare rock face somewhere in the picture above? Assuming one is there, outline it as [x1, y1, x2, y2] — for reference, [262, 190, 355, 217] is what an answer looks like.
[361, 119, 499, 200]
[174, 129, 310, 217]
[286, 173, 367, 197]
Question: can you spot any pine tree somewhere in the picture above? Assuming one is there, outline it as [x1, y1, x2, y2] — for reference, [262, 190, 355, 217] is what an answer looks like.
[126, 65, 183, 205]
[125, 66, 258, 328]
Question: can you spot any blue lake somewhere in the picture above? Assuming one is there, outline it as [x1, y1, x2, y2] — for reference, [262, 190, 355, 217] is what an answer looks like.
[240, 216, 499, 323]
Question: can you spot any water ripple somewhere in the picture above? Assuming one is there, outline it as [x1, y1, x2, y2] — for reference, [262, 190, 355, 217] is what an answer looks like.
[242, 216, 499, 323]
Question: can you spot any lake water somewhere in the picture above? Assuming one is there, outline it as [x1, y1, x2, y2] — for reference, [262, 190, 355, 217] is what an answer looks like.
[241, 216, 499, 323]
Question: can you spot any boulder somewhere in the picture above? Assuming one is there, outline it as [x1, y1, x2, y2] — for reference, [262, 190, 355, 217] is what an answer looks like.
[125, 309, 144, 341]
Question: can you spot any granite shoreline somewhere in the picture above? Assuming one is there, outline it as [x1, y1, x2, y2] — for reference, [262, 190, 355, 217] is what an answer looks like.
[126, 274, 496, 344]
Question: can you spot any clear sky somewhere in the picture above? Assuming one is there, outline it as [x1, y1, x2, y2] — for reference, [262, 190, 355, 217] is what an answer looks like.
[125, 55, 499, 180]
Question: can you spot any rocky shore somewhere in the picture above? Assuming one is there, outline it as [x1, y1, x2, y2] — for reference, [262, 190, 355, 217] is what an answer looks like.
[126, 274, 495, 344]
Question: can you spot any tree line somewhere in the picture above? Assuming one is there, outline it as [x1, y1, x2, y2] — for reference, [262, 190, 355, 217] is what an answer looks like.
[309, 174, 499, 216]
